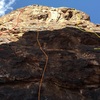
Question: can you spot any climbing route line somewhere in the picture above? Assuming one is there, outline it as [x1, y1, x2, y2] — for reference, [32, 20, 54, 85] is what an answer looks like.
[0, 9, 24, 35]
[72, 25, 100, 50]
[0, 7, 100, 100]
[36, 31, 48, 100]
[0, 9, 24, 56]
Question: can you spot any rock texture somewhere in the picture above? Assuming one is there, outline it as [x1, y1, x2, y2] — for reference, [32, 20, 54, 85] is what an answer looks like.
[0, 5, 100, 100]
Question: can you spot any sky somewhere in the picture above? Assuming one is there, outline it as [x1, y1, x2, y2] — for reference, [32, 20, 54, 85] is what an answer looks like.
[0, 0, 100, 24]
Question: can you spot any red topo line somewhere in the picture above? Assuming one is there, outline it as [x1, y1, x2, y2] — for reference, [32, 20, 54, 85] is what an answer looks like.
[0, 9, 24, 35]
[37, 31, 48, 100]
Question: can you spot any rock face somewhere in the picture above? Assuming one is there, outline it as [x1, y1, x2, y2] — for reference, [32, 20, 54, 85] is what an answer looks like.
[0, 5, 100, 100]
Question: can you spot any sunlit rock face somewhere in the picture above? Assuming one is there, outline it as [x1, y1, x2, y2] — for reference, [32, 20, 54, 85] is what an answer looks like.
[0, 5, 100, 100]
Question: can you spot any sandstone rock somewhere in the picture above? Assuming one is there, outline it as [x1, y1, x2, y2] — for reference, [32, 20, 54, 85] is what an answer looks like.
[0, 5, 100, 100]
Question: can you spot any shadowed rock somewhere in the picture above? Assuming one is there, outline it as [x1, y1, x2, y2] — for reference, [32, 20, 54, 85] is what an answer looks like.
[0, 5, 100, 100]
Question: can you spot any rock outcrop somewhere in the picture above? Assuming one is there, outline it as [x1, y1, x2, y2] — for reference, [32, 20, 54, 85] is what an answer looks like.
[0, 5, 100, 100]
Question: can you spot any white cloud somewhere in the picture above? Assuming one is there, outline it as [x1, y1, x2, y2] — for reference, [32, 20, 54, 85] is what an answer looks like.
[0, 0, 15, 16]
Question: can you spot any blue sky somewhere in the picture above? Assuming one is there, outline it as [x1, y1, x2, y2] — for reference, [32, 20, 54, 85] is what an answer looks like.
[0, 0, 100, 24]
